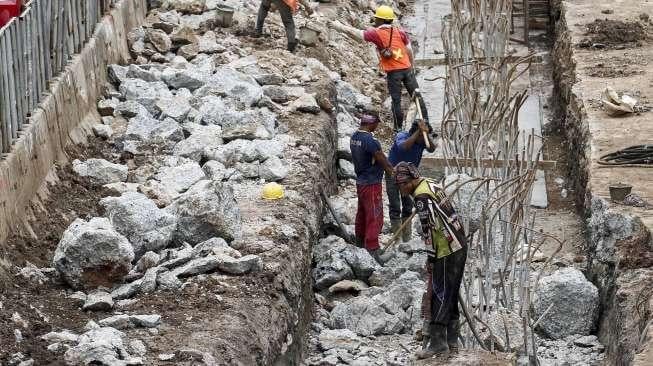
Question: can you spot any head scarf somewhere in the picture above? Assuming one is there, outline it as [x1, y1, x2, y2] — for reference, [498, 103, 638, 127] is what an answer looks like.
[360, 114, 380, 125]
[394, 162, 420, 185]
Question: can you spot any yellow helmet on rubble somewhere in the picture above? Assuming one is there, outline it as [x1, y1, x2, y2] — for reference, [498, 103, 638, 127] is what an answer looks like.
[262, 182, 284, 200]
[375, 5, 396, 20]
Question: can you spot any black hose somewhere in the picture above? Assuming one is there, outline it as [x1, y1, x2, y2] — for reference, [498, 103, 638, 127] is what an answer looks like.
[598, 145, 653, 165]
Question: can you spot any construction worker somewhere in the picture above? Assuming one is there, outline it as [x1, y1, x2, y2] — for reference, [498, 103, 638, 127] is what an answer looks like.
[393, 162, 467, 359]
[350, 114, 394, 264]
[386, 119, 436, 242]
[254, 0, 313, 52]
[328, 6, 429, 131]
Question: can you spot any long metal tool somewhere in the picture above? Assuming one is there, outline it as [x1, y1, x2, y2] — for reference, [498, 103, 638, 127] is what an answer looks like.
[319, 189, 355, 244]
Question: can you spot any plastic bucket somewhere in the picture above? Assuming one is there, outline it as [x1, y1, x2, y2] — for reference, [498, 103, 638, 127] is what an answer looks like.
[609, 183, 632, 202]
[215, 5, 234, 28]
[299, 25, 319, 46]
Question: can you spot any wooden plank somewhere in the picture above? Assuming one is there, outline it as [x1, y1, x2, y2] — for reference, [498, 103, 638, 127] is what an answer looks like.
[420, 157, 557, 170]
[14, 17, 24, 128]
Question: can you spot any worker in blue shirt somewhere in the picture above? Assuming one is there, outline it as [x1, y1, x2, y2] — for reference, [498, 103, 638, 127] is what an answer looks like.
[386, 119, 436, 241]
[350, 114, 394, 264]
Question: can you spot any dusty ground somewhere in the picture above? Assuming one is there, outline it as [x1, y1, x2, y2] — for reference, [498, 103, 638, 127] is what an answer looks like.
[562, 0, 653, 229]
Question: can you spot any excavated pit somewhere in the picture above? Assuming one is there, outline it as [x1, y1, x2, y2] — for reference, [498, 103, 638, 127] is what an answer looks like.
[551, 0, 653, 364]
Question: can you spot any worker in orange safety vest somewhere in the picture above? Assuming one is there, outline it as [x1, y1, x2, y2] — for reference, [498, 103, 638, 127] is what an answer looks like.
[254, 0, 314, 52]
[328, 6, 429, 132]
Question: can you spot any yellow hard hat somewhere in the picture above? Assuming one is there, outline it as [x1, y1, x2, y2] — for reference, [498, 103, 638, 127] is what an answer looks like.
[262, 182, 284, 200]
[375, 5, 395, 20]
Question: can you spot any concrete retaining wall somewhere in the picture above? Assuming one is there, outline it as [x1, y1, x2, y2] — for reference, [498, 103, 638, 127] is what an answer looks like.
[0, 0, 147, 244]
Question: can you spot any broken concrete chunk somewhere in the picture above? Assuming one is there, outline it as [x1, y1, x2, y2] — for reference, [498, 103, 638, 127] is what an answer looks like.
[125, 114, 184, 143]
[318, 329, 362, 352]
[173, 124, 223, 162]
[161, 0, 206, 14]
[72, 159, 128, 185]
[172, 256, 221, 277]
[63, 327, 128, 366]
[328, 279, 369, 294]
[192, 237, 241, 258]
[155, 162, 206, 193]
[533, 268, 599, 339]
[92, 124, 113, 139]
[119, 79, 173, 115]
[290, 93, 321, 114]
[198, 31, 226, 53]
[165, 180, 241, 243]
[97, 98, 119, 117]
[259, 156, 289, 182]
[40, 330, 80, 344]
[202, 160, 226, 180]
[157, 270, 183, 290]
[155, 95, 192, 121]
[135, 251, 161, 273]
[53, 217, 134, 290]
[100, 192, 177, 257]
[103, 182, 140, 195]
[178, 43, 199, 60]
[111, 277, 144, 300]
[83, 291, 114, 312]
[98, 314, 161, 330]
[147, 28, 172, 53]
[126, 64, 161, 82]
[161, 67, 208, 91]
[216, 254, 262, 275]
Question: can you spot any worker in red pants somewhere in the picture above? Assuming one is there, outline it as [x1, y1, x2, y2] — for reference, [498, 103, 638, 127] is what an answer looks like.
[350, 114, 394, 264]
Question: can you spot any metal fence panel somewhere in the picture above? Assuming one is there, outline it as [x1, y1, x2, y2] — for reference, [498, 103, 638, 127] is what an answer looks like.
[0, 0, 116, 153]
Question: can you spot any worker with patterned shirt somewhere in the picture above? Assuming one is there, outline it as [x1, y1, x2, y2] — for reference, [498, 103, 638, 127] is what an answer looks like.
[393, 162, 467, 359]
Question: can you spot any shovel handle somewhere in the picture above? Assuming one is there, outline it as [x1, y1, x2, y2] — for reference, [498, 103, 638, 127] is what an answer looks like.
[413, 91, 431, 150]
[382, 211, 417, 251]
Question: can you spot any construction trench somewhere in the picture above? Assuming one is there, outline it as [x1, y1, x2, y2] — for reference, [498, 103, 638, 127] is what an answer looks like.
[0, 0, 652, 365]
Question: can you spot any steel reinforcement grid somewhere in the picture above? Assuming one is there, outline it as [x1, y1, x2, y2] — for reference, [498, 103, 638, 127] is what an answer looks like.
[0, 0, 115, 153]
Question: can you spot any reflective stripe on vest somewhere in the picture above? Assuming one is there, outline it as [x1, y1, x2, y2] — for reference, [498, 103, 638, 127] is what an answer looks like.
[375, 27, 412, 72]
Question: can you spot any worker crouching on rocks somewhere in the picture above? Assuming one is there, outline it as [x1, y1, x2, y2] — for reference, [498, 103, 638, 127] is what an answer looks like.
[254, 0, 313, 52]
[328, 6, 429, 131]
[393, 162, 467, 359]
[350, 114, 394, 265]
[386, 119, 435, 242]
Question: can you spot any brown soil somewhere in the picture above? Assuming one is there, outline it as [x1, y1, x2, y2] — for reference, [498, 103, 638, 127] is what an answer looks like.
[0, 136, 119, 364]
[616, 226, 653, 270]
[579, 19, 647, 49]
[3, 138, 119, 269]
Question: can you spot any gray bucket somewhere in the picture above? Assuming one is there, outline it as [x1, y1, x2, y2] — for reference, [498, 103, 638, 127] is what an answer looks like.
[299, 25, 320, 46]
[215, 5, 235, 27]
[609, 183, 632, 202]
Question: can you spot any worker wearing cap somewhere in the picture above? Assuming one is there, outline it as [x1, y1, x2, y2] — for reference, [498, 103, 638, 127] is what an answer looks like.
[254, 0, 313, 52]
[328, 6, 429, 132]
[386, 119, 436, 242]
[350, 114, 394, 264]
[393, 162, 467, 359]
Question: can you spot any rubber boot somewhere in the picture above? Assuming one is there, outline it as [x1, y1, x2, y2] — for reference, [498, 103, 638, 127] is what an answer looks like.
[415, 323, 448, 359]
[420, 320, 431, 349]
[287, 39, 298, 52]
[401, 216, 412, 242]
[390, 218, 401, 236]
[354, 237, 364, 248]
[447, 321, 460, 353]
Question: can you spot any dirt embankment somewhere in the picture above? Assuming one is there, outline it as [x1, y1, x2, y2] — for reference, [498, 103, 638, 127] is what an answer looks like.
[551, 1, 653, 365]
